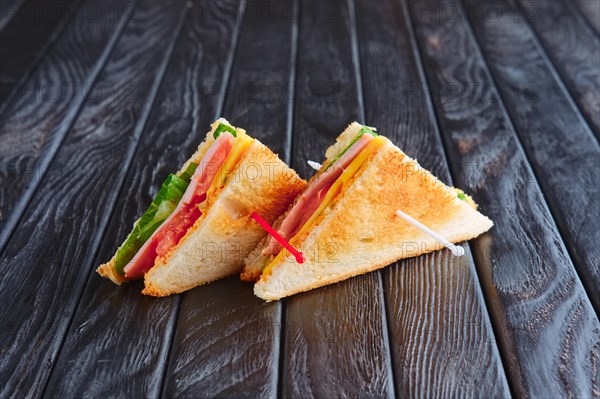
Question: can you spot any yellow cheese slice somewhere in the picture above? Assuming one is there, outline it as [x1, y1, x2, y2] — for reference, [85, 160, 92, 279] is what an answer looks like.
[207, 130, 254, 198]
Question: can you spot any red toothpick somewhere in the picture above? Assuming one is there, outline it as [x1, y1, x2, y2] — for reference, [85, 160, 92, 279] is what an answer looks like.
[250, 211, 305, 264]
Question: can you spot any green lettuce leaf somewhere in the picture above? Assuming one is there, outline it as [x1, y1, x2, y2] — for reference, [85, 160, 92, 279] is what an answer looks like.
[114, 162, 198, 275]
[179, 161, 198, 181]
[213, 122, 237, 139]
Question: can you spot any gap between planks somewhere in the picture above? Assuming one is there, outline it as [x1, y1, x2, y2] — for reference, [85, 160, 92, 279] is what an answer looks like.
[348, 1, 397, 398]
[511, 0, 600, 142]
[459, 0, 599, 316]
[400, 0, 515, 394]
[0, 0, 85, 113]
[276, 0, 300, 397]
[39, 3, 191, 396]
[158, 1, 249, 397]
[0, 0, 136, 254]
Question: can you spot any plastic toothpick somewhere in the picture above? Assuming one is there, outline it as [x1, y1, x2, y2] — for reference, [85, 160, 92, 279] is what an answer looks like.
[307, 160, 321, 170]
[395, 209, 465, 257]
[251, 211, 305, 263]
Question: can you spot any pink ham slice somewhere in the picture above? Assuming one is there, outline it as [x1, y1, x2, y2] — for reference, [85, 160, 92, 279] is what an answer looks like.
[123, 132, 235, 279]
[262, 133, 374, 256]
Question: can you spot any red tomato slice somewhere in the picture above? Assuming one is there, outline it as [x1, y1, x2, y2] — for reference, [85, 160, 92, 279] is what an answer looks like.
[123, 132, 234, 279]
[155, 194, 204, 257]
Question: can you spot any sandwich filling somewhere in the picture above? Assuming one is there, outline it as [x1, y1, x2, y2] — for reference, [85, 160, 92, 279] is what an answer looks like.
[114, 123, 253, 280]
[261, 126, 385, 269]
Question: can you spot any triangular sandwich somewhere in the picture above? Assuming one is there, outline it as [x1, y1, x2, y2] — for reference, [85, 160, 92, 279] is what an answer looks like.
[98, 118, 306, 296]
[243, 122, 493, 301]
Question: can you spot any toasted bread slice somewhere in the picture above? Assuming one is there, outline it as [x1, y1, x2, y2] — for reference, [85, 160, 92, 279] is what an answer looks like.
[143, 139, 305, 296]
[242, 122, 370, 282]
[253, 137, 493, 301]
[98, 119, 306, 295]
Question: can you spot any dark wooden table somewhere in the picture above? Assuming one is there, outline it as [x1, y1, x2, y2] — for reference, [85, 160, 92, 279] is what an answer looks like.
[1, 0, 599, 397]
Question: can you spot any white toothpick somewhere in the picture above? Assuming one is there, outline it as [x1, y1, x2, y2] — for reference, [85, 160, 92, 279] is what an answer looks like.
[395, 210, 465, 257]
[307, 160, 322, 170]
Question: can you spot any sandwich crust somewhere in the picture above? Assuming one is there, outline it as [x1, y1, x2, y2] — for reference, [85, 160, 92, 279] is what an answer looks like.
[323, 122, 371, 164]
[253, 139, 493, 301]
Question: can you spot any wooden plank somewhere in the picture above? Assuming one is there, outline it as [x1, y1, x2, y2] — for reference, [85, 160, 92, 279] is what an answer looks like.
[354, 0, 510, 397]
[281, 1, 394, 397]
[573, 0, 600, 35]
[43, 2, 242, 397]
[0, 0, 82, 108]
[466, 0, 600, 313]
[408, 0, 600, 396]
[0, 2, 187, 396]
[0, 0, 134, 252]
[514, 0, 600, 139]
[0, 0, 25, 30]
[161, 1, 301, 396]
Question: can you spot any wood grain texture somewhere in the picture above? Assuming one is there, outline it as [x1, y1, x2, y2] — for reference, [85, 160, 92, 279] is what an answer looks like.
[465, 0, 600, 315]
[386, 250, 510, 398]
[281, 1, 394, 397]
[162, 1, 299, 397]
[166, 276, 281, 398]
[355, 0, 510, 397]
[514, 0, 600, 139]
[574, 0, 600, 35]
[0, 0, 134, 251]
[0, 0, 82, 108]
[41, 0, 245, 397]
[0, 0, 597, 396]
[0, 2, 187, 396]
[410, 0, 600, 395]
